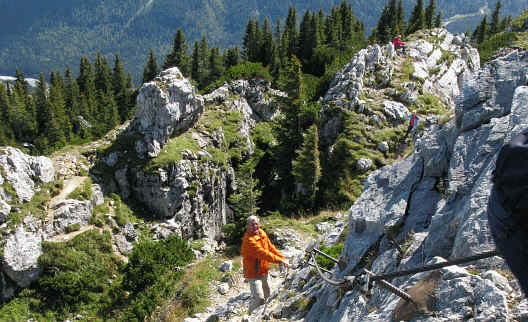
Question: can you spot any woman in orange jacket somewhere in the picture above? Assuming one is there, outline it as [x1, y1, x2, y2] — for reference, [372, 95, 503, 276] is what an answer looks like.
[241, 215, 289, 313]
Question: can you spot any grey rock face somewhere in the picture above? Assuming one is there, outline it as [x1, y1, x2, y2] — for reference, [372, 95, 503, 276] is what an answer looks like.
[0, 147, 54, 203]
[51, 199, 93, 234]
[131, 67, 204, 158]
[457, 50, 528, 132]
[306, 49, 528, 322]
[3, 226, 42, 287]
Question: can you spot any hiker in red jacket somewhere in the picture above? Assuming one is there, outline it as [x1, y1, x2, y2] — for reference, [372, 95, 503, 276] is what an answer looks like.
[393, 35, 406, 55]
[403, 111, 419, 140]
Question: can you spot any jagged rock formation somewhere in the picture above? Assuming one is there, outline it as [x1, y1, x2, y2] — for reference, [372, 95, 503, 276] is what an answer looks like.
[298, 51, 528, 322]
[96, 67, 285, 240]
[319, 29, 479, 148]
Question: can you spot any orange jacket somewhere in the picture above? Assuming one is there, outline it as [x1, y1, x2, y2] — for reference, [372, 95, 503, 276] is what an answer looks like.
[241, 228, 285, 278]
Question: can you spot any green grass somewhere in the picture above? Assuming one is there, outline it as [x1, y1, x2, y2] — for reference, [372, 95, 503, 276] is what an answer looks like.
[66, 178, 92, 200]
[438, 50, 455, 67]
[477, 32, 528, 64]
[145, 132, 200, 172]
[161, 257, 224, 320]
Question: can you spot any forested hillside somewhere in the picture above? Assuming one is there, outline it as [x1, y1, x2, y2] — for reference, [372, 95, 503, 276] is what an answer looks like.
[0, 0, 526, 82]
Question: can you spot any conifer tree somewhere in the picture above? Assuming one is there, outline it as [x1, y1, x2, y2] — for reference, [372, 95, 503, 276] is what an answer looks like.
[35, 72, 50, 136]
[425, 0, 436, 29]
[473, 15, 490, 43]
[198, 35, 210, 86]
[259, 17, 274, 66]
[397, 0, 406, 34]
[284, 7, 299, 57]
[299, 10, 314, 62]
[142, 49, 159, 84]
[64, 66, 81, 131]
[164, 28, 190, 76]
[243, 19, 258, 62]
[94, 52, 112, 93]
[490, 1, 502, 34]
[277, 55, 303, 99]
[407, 0, 425, 34]
[48, 82, 70, 145]
[291, 124, 321, 210]
[207, 46, 224, 87]
[112, 54, 129, 122]
[434, 12, 442, 28]
[224, 46, 240, 69]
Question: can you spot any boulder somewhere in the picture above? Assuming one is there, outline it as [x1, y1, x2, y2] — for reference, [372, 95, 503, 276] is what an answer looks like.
[131, 67, 204, 158]
[3, 226, 43, 287]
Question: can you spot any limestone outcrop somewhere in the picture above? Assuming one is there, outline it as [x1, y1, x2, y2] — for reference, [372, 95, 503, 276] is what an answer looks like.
[97, 67, 284, 240]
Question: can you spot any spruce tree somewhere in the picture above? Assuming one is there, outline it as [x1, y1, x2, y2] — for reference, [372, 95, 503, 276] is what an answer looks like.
[142, 49, 159, 84]
[164, 28, 189, 76]
[299, 10, 314, 62]
[407, 0, 425, 34]
[64, 66, 81, 132]
[94, 52, 112, 93]
[434, 12, 442, 28]
[207, 46, 224, 87]
[490, 1, 502, 34]
[291, 124, 321, 211]
[425, 0, 436, 29]
[284, 6, 299, 57]
[260, 17, 274, 66]
[243, 19, 257, 62]
[112, 54, 129, 122]
[35, 72, 50, 136]
[397, 0, 406, 34]
[224, 46, 240, 69]
[277, 55, 303, 99]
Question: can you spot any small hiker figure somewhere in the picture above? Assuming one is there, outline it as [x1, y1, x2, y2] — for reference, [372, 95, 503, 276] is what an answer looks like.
[403, 111, 419, 140]
[393, 35, 406, 56]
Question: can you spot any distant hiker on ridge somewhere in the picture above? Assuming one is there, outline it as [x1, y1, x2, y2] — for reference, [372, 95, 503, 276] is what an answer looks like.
[393, 35, 406, 56]
[241, 215, 289, 314]
[403, 111, 419, 140]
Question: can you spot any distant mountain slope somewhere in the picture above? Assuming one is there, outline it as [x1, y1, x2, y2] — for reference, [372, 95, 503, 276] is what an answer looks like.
[0, 0, 526, 82]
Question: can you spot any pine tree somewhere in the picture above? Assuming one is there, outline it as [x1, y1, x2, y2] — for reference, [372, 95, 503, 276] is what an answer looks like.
[164, 28, 190, 76]
[224, 46, 240, 68]
[425, 0, 436, 29]
[243, 19, 257, 62]
[35, 72, 50, 136]
[142, 49, 159, 84]
[284, 6, 299, 57]
[64, 66, 81, 132]
[291, 124, 321, 210]
[48, 82, 70, 145]
[277, 55, 303, 99]
[94, 52, 112, 93]
[259, 17, 274, 66]
[112, 54, 131, 122]
[473, 15, 490, 43]
[407, 0, 425, 34]
[207, 46, 224, 87]
[434, 12, 442, 28]
[490, 1, 502, 34]
[299, 10, 314, 62]
[397, 0, 406, 34]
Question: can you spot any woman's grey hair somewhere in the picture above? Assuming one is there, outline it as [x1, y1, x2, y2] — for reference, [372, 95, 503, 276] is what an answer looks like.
[247, 215, 259, 225]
